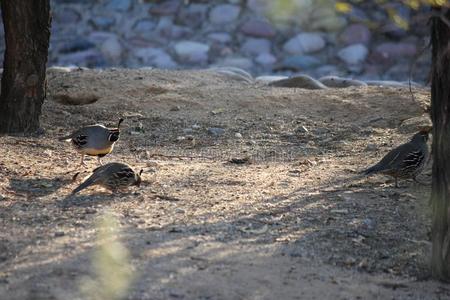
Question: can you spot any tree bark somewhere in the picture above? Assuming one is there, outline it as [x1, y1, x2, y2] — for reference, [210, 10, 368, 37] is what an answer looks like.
[0, 0, 51, 134]
[430, 7, 450, 281]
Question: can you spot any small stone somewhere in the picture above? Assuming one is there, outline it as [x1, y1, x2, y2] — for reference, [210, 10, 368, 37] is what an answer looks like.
[240, 19, 275, 37]
[177, 136, 186, 142]
[59, 39, 95, 54]
[374, 42, 417, 60]
[208, 127, 225, 136]
[209, 4, 240, 24]
[100, 36, 122, 63]
[54, 231, 65, 237]
[90, 15, 116, 30]
[217, 57, 254, 70]
[337, 44, 368, 65]
[362, 218, 376, 230]
[133, 19, 156, 33]
[235, 132, 243, 139]
[339, 24, 371, 45]
[207, 32, 232, 44]
[365, 144, 378, 151]
[192, 124, 201, 130]
[241, 38, 271, 56]
[281, 55, 322, 70]
[149, 0, 180, 15]
[134, 47, 177, 69]
[283, 33, 325, 55]
[255, 53, 277, 66]
[174, 41, 210, 64]
[105, 0, 131, 12]
[183, 128, 193, 134]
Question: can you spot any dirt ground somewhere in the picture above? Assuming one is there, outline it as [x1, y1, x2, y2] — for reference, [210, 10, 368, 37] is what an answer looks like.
[0, 68, 448, 300]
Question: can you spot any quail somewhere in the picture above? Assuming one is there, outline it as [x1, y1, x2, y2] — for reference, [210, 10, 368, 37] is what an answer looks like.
[363, 128, 430, 187]
[72, 162, 142, 194]
[59, 118, 124, 166]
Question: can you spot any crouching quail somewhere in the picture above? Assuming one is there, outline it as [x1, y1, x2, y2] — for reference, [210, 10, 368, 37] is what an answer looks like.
[72, 162, 142, 194]
[59, 118, 124, 166]
[362, 128, 430, 187]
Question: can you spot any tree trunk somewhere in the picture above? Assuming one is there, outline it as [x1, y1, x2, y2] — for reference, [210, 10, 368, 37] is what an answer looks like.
[0, 0, 51, 134]
[430, 7, 450, 281]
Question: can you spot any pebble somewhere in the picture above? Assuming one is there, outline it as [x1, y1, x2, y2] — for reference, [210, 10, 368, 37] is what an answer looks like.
[240, 19, 276, 37]
[337, 44, 368, 65]
[235, 132, 243, 139]
[209, 4, 240, 24]
[174, 41, 210, 64]
[283, 33, 326, 55]
[241, 38, 271, 56]
[208, 127, 225, 136]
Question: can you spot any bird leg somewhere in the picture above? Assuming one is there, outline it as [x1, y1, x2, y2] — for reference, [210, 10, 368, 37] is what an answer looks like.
[394, 177, 399, 188]
[97, 156, 103, 165]
[79, 154, 87, 167]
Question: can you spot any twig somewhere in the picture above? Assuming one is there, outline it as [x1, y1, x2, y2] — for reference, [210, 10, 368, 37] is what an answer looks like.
[155, 194, 181, 202]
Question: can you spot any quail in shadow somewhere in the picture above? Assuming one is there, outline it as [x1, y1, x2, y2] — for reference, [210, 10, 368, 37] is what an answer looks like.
[362, 128, 431, 188]
[72, 162, 142, 194]
[59, 118, 124, 166]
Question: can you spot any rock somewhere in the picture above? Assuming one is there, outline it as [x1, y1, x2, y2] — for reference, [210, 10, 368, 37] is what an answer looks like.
[255, 53, 277, 66]
[133, 19, 156, 33]
[319, 76, 368, 88]
[207, 32, 232, 44]
[309, 7, 347, 31]
[399, 115, 432, 134]
[337, 44, 368, 65]
[255, 75, 288, 84]
[105, 0, 131, 12]
[54, 7, 81, 23]
[374, 42, 417, 60]
[100, 36, 123, 63]
[177, 4, 208, 28]
[339, 24, 371, 45]
[217, 57, 254, 70]
[235, 132, 243, 139]
[241, 38, 271, 56]
[59, 39, 95, 54]
[281, 55, 322, 70]
[149, 0, 181, 15]
[134, 48, 177, 69]
[90, 15, 116, 30]
[269, 74, 327, 89]
[209, 4, 240, 25]
[240, 19, 276, 37]
[208, 127, 225, 136]
[174, 41, 210, 64]
[283, 33, 326, 54]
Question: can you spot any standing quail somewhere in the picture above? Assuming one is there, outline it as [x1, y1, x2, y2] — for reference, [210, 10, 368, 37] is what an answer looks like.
[72, 162, 142, 194]
[363, 128, 430, 187]
[59, 118, 124, 166]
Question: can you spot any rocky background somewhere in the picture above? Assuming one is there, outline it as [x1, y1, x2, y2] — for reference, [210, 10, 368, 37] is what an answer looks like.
[6, 0, 433, 82]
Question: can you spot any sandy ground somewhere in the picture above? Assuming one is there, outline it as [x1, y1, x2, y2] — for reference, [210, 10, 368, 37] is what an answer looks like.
[0, 68, 448, 300]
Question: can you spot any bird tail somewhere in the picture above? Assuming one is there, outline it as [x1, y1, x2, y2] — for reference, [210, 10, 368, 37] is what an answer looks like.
[72, 174, 98, 194]
[361, 164, 380, 176]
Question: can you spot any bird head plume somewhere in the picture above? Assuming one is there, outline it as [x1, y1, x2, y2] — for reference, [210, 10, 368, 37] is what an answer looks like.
[108, 118, 124, 142]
